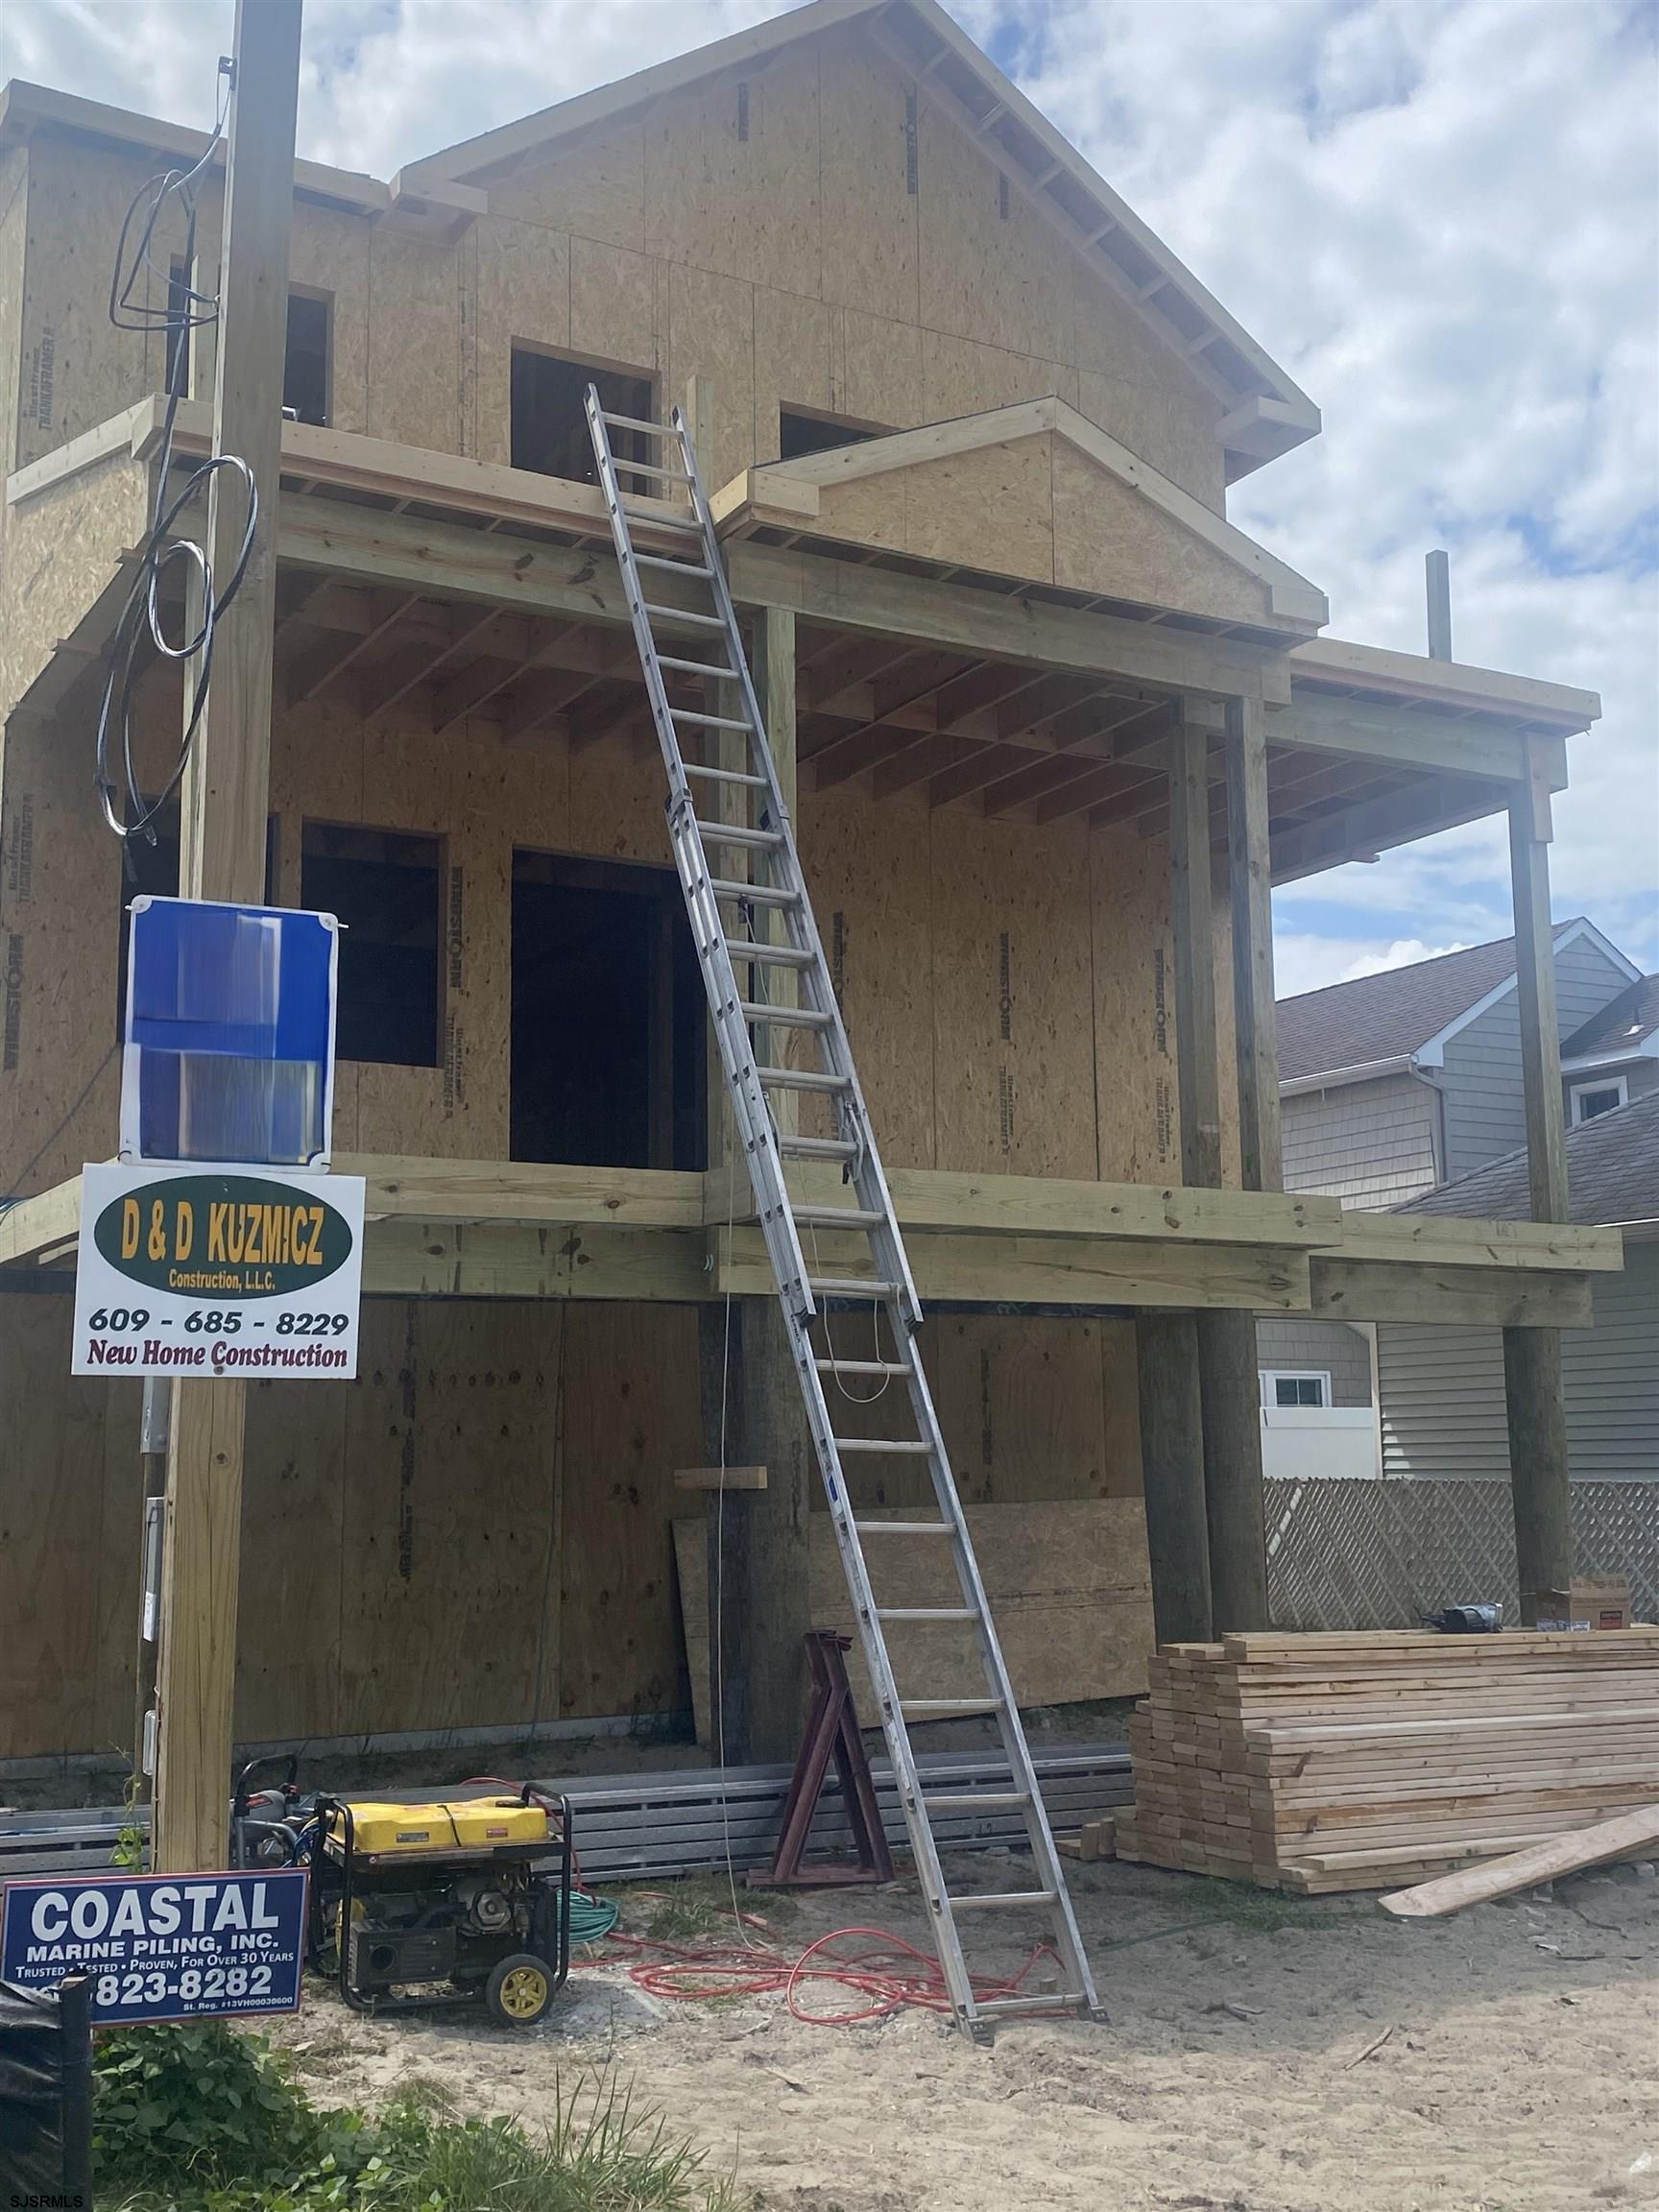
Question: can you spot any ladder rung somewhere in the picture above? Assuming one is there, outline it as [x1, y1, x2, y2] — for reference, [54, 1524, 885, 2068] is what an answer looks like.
[795, 1204, 883, 1226]
[923, 1791, 1032, 1811]
[781, 1135, 857, 1159]
[834, 1437, 932, 1455]
[600, 409, 674, 438]
[684, 762, 766, 787]
[810, 1275, 900, 1296]
[644, 603, 725, 628]
[613, 457, 692, 482]
[709, 878, 797, 906]
[696, 821, 781, 849]
[877, 1607, 975, 1623]
[673, 708, 753, 730]
[757, 1068, 851, 1092]
[816, 1357, 909, 1376]
[971, 1993, 1081, 2017]
[637, 553, 714, 577]
[726, 938, 812, 965]
[950, 1891, 1059, 1911]
[853, 1520, 952, 1535]
[901, 1698, 1000, 1719]
[660, 654, 738, 678]
[739, 1001, 832, 1028]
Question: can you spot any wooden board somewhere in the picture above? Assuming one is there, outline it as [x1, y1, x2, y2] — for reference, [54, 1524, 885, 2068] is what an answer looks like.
[675, 1497, 1154, 1745]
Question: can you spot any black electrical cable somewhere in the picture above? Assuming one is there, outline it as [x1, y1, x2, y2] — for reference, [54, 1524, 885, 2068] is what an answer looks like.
[94, 66, 258, 861]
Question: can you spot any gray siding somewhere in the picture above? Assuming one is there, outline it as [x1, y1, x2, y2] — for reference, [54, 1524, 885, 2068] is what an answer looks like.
[1257, 1318, 1373, 1407]
[1282, 1070, 1439, 1208]
[1565, 1054, 1659, 1121]
[1438, 933, 1631, 1181]
[1378, 1242, 1659, 1482]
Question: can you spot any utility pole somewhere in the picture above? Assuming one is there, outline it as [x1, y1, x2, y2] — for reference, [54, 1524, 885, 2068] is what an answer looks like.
[152, 0, 302, 1873]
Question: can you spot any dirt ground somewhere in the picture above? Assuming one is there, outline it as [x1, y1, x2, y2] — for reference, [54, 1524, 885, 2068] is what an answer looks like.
[271, 1844, 1659, 2212]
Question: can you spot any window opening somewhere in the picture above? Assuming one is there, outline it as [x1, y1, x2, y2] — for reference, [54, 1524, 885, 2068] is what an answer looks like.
[511, 850, 705, 1170]
[778, 407, 885, 463]
[301, 823, 441, 1067]
[511, 348, 654, 489]
[283, 290, 331, 427]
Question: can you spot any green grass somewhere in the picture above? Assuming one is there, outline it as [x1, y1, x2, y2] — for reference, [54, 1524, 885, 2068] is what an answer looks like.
[95, 2021, 747, 2212]
[635, 1873, 801, 1945]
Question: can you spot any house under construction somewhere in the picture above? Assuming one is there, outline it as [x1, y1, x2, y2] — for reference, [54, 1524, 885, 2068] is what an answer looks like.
[0, 0, 1617, 1798]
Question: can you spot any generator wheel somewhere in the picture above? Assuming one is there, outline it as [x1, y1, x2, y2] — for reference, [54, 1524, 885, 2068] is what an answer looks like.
[485, 1952, 554, 2028]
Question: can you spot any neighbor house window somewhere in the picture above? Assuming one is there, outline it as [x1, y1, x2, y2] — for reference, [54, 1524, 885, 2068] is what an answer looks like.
[778, 406, 884, 462]
[1570, 1075, 1627, 1124]
[301, 823, 442, 1067]
[1262, 1371, 1330, 1409]
[511, 347, 654, 488]
[283, 290, 331, 427]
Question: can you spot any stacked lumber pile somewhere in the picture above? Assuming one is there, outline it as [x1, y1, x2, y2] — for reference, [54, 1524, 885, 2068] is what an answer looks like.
[1117, 1628, 1659, 1894]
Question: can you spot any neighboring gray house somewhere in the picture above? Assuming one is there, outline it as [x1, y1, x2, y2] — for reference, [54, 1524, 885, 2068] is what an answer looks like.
[1384, 1090, 1658, 1483]
[1257, 921, 1644, 1466]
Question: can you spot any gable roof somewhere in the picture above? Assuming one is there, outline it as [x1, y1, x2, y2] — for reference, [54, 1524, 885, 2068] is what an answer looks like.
[1399, 1087, 1659, 1230]
[1562, 974, 1659, 1066]
[720, 395, 1329, 626]
[1278, 919, 1642, 1087]
[397, 0, 1320, 481]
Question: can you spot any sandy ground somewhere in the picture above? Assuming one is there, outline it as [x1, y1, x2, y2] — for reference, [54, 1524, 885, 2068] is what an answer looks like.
[270, 1845, 1659, 2212]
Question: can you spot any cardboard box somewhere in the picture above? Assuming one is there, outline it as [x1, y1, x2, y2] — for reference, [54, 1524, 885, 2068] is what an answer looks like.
[1535, 1575, 1635, 1632]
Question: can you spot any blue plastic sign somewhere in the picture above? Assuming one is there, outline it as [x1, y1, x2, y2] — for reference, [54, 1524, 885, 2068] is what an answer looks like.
[122, 895, 339, 1168]
[0, 1869, 307, 2025]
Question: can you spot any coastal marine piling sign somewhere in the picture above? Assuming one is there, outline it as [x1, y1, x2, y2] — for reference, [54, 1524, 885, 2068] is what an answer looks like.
[1, 1869, 307, 2023]
[72, 1161, 365, 1378]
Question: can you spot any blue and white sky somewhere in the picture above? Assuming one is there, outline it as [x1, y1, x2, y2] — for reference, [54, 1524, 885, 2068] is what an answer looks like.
[3, 0, 1653, 995]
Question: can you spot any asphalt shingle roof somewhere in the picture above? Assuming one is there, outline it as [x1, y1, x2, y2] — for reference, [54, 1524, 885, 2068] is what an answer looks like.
[1399, 1087, 1659, 1227]
[1562, 974, 1659, 1062]
[1276, 933, 1530, 1083]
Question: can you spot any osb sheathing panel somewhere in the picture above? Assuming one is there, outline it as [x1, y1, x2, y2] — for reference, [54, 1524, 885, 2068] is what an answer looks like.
[486, 121, 648, 252]
[665, 260, 756, 490]
[642, 44, 823, 296]
[0, 452, 150, 718]
[834, 305, 924, 428]
[1077, 367, 1224, 515]
[0, 1292, 142, 1762]
[366, 228, 466, 452]
[916, 98, 1072, 366]
[811, 433, 1056, 584]
[0, 1291, 1145, 1758]
[817, 33, 921, 326]
[1090, 828, 1179, 1185]
[1051, 442, 1268, 625]
[797, 785, 935, 1168]
[570, 237, 659, 383]
[920, 326, 1077, 421]
[0, 147, 31, 480]
[929, 808, 1097, 1180]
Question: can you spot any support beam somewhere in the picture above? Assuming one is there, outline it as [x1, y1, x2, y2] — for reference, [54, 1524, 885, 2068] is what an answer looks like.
[1134, 1314, 1213, 1644]
[1168, 712, 1221, 1190]
[1196, 1310, 1269, 1631]
[1225, 694, 1283, 1192]
[155, 0, 300, 1879]
[1503, 740, 1574, 1619]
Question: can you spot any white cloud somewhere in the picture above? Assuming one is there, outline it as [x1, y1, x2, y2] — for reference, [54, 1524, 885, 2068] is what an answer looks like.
[3, 0, 1654, 985]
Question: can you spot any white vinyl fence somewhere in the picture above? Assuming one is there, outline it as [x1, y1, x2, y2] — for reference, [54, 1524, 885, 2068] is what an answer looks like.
[1264, 1478, 1657, 1629]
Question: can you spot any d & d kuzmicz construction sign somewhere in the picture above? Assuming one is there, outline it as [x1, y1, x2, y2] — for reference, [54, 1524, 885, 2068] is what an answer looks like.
[71, 1161, 365, 1378]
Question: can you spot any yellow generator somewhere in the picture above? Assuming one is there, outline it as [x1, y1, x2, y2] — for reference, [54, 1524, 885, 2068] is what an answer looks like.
[306, 1788, 573, 2027]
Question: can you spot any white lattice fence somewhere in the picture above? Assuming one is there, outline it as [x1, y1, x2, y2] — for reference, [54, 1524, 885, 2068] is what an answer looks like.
[1264, 1479, 1659, 1629]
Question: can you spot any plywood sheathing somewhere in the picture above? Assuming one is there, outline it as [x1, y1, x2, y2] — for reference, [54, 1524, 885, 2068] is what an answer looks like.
[0, 1289, 1144, 1760]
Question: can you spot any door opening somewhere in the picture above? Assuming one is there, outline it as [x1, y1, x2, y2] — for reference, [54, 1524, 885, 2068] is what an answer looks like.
[511, 851, 705, 1169]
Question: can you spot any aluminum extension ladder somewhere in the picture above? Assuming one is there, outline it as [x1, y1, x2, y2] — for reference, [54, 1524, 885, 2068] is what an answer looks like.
[586, 388, 1105, 2039]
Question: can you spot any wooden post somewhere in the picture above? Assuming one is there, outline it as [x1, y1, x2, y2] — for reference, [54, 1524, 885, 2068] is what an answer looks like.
[152, 0, 301, 1876]
[1134, 1313, 1213, 1645]
[1196, 1310, 1269, 1632]
[131, 1380, 170, 1799]
[1168, 711, 1221, 1191]
[1225, 694, 1282, 1195]
[1503, 746, 1574, 1618]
